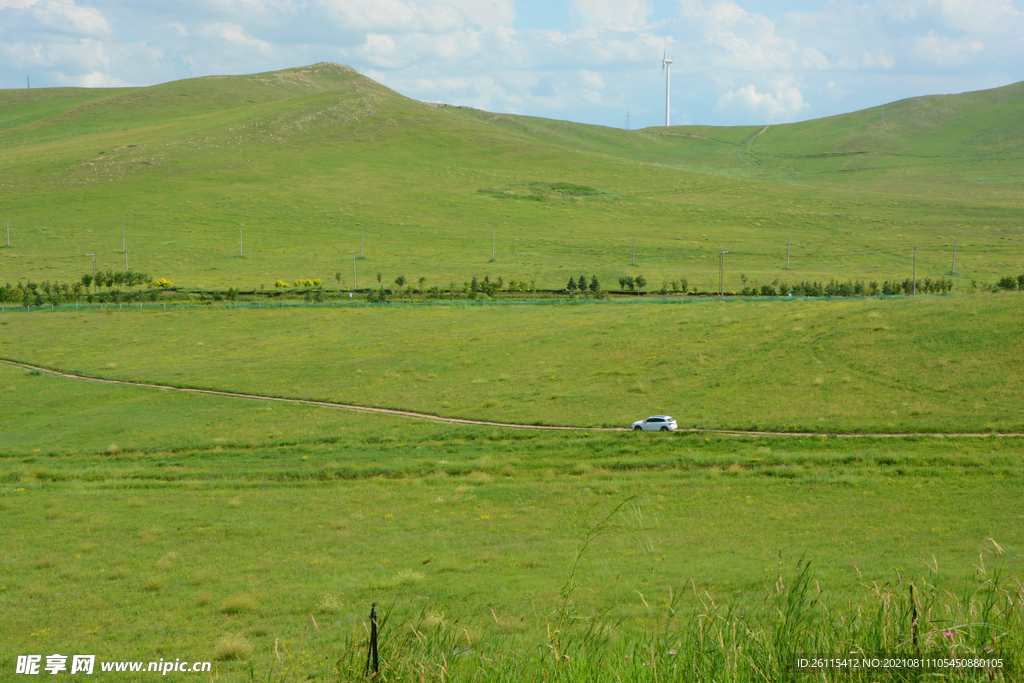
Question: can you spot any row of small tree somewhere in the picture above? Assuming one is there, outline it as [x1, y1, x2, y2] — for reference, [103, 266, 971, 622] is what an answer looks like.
[657, 279, 689, 294]
[15, 270, 1021, 307]
[0, 279, 160, 305]
[617, 275, 647, 291]
[81, 270, 152, 289]
[602, 275, 956, 297]
[362, 275, 543, 302]
[467, 276, 538, 295]
[566, 275, 603, 295]
[740, 277, 955, 297]
[996, 274, 1024, 291]
[0, 281, 87, 305]
[274, 278, 322, 288]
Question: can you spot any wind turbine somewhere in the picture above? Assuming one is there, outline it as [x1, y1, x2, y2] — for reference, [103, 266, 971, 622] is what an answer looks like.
[661, 45, 673, 127]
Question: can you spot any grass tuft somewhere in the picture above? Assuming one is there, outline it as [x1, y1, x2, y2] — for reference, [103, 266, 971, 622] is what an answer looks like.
[220, 593, 257, 614]
[156, 551, 179, 571]
[143, 575, 167, 592]
[318, 593, 342, 613]
[25, 584, 48, 598]
[213, 633, 253, 661]
[368, 569, 425, 590]
[34, 555, 57, 569]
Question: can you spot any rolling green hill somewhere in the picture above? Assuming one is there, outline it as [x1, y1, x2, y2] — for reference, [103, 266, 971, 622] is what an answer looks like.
[1, 63, 1022, 290]
[2, 67, 1023, 679]
[449, 80, 1024, 191]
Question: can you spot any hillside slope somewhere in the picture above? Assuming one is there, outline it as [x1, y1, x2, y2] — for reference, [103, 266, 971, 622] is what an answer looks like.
[0, 64, 1021, 288]
[748, 81, 1024, 193]
[449, 80, 1024, 195]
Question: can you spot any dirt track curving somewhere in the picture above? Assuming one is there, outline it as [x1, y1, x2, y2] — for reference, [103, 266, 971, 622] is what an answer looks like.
[3, 357, 1021, 439]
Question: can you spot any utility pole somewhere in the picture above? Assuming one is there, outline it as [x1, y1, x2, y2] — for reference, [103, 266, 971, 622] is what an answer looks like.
[625, 111, 630, 130]
[122, 224, 130, 284]
[632, 234, 636, 266]
[786, 237, 791, 269]
[719, 251, 729, 297]
[912, 246, 917, 297]
[349, 251, 358, 289]
[951, 238, 957, 275]
[87, 254, 97, 292]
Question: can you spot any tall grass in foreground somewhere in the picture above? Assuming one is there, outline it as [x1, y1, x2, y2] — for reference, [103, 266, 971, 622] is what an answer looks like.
[255, 544, 1021, 682]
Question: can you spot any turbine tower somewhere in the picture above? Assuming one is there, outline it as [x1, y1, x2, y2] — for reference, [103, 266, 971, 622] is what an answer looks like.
[661, 47, 673, 127]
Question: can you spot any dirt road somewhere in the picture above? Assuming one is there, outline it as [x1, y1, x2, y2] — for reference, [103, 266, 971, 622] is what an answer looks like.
[3, 358, 1020, 439]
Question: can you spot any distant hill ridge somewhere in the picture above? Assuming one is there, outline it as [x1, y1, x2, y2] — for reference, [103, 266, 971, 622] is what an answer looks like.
[1, 63, 1022, 288]
[2, 63, 1022, 186]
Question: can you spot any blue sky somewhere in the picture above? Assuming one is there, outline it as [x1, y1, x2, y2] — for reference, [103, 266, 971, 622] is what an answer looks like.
[2, 0, 1023, 129]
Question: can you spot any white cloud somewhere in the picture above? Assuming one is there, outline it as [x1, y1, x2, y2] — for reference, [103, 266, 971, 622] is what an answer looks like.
[199, 22, 275, 57]
[530, 75, 560, 97]
[28, 0, 111, 36]
[359, 33, 402, 68]
[364, 67, 388, 85]
[316, 0, 466, 34]
[914, 30, 984, 66]
[580, 70, 604, 89]
[80, 69, 126, 86]
[360, 31, 483, 69]
[201, 0, 296, 15]
[1, 0, 1023, 128]
[3, 36, 112, 69]
[801, 47, 831, 70]
[861, 50, 896, 69]
[885, 0, 1024, 37]
[442, 0, 515, 28]
[395, 29, 482, 64]
[400, 74, 525, 112]
[672, 1, 798, 71]
[716, 82, 808, 122]
[570, 0, 652, 28]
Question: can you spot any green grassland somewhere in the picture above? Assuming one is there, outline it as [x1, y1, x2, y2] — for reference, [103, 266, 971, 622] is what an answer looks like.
[448, 80, 1024, 195]
[1, 64, 1022, 293]
[2, 293, 1022, 435]
[2, 65, 1024, 680]
[1, 361, 1021, 680]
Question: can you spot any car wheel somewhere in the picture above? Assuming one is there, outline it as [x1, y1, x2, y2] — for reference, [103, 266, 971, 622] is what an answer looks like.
[633, 425, 642, 431]
[660, 426, 669, 431]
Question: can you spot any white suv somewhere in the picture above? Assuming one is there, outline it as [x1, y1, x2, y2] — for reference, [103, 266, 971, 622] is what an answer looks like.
[631, 415, 678, 431]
